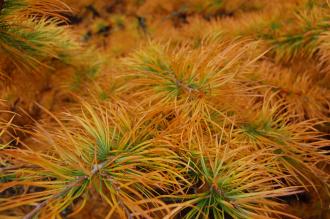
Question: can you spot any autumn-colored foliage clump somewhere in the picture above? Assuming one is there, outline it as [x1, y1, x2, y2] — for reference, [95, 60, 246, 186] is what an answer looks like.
[0, 0, 329, 218]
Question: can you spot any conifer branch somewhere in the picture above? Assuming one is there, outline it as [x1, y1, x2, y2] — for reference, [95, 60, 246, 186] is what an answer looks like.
[23, 159, 109, 219]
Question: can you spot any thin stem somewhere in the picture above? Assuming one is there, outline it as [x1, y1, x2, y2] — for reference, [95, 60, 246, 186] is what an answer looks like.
[0, 164, 37, 173]
[23, 178, 86, 219]
[106, 175, 133, 219]
[23, 159, 109, 219]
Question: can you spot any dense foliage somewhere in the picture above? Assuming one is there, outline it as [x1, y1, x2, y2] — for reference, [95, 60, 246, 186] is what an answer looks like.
[0, 0, 329, 218]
